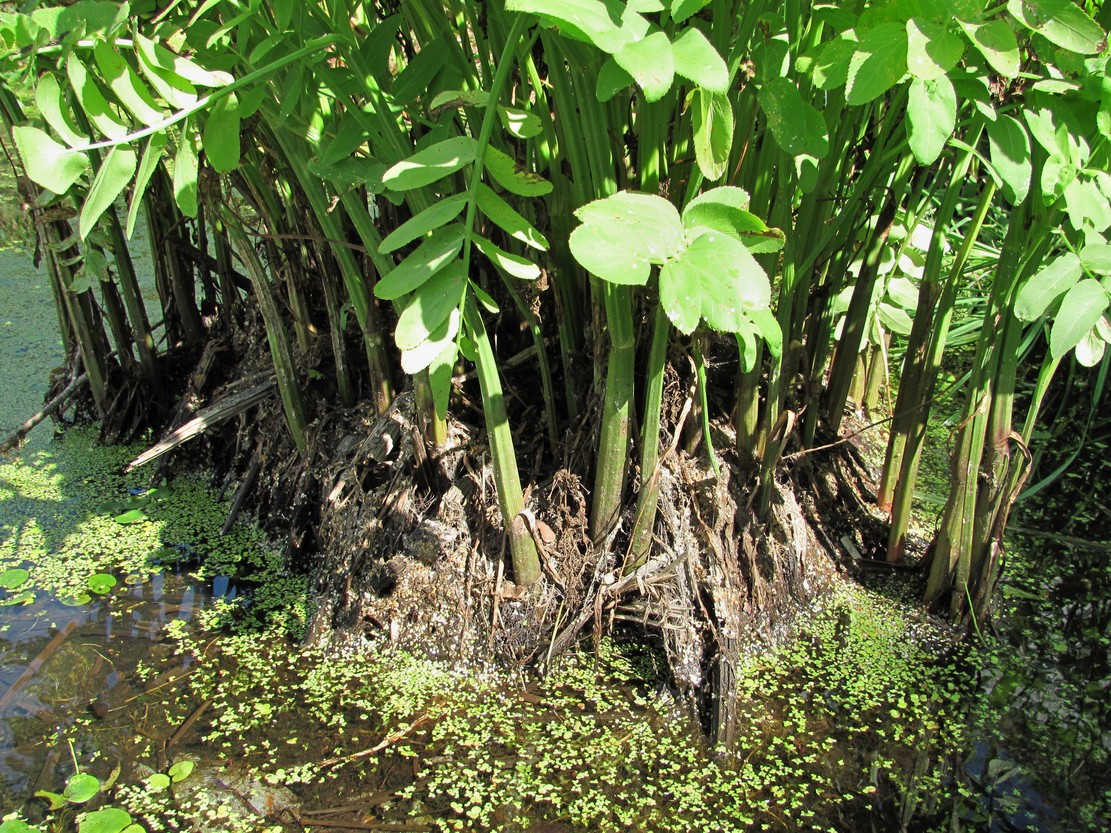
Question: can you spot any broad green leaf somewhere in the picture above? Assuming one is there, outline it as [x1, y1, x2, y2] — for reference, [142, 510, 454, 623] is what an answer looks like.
[846, 24, 908, 105]
[80, 145, 137, 240]
[1015, 252, 1081, 320]
[476, 184, 549, 251]
[168, 760, 196, 782]
[35, 790, 67, 810]
[683, 188, 785, 252]
[77, 807, 132, 833]
[382, 136, 477, 191]
[375, 225, 464, 300]
[145, 773, 171, 791]
[322, 115, 372, 166]
[127, 132, 168, 238]
[671, 27, 728, 93]
[671, 0, 711, 22]
[810, 36, 857, 90]
[614, 30, 675, 102]
[430, 89, 491, 111]
[887, 276, 920, 309]
[395, 261, 468, 351]
[173, 131, 199, 218]
[380, 195, 468, 254]
[388, 44, 445, 105]
[133, 33, 232, 87]
[1064, 176, 1111, 232]
[596, 58, 635, 101]
[474, 235, 540, 279]
[68, 53, 131, 143]
[308, 156, 386, 194]
[35, 73, 88, 147]
[1007, 0, 1105, 54]
[0, 818, 36, 832]
[202, 93, 241, 173]
[1075, 326, 1106, 366]
[64, 772, 100, 803]
[684, 185, 750, 217]
[485, 147, 553, 197]
[134, 34, 199, 109]
[505, 0, 647, 54]
[906, 18, 964, 80]
[12, 126, 88, 194]
[1051, 278, 1109, 359]
[569, 223, 651, 285]
[498, 106, 543, 139]
[1080, 243, 1111, 274]
[659, 232, 771, 334]
[87, 573, 117, 595]
[0, 568, 29, 589]
[986, 114, 1032, 205]
[93, 40, 165, 127]
[907, 76, 956, 164]
[749, 306, 782, 356]
[575, 191, 685, 262]
[736, 326, 757, 372]
[757, 77, 829, 159]
[961, 20, 1021, 78]
[400, 308, 461, 374]
[114, 509, 147, 524]
[692, 88, 733, 181]
[878, 301, 914, 334]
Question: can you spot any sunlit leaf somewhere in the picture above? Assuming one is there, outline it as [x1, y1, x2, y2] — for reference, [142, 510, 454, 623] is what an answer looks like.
[1016, 253, 1082, 320]
[379, 195, 468, 254]
[0, 568, 29, 589]
[1050, 278, 1109, 360]
[692, 88, 733, 181]
[394, 261, 468, 351]
[376, 225, 465, 300]
[202, 93, 241, 173]
[907, 76, 956, 165]
[961, 19, 1021, 78]
[846, 24, 908, 105]
[80, 145, 137, 240]
[1008, 0, 1106, 55]
[906, 18, 964, 81]
[476, 184, 548, 251]
[671, 27, 728, 93]
[64, 772, 100, 804]
[382, 136, 477, 191]
[12, 126, 89, 194]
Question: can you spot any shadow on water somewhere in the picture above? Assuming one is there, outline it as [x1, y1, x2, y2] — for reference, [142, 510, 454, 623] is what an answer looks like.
[0, 571, 240, 807]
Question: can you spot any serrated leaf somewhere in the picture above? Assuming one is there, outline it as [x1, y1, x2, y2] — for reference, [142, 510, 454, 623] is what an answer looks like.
[395, 261, 467, 351]
[1008, 0, 1106, 55]
[671, 27, 728, 93]
[504, 0, 647, 54]
[203, 93, 240, 173]
[614, 30, 675, 102]
[907, 75, 956, 164]
[1015, 252, 1082, 319]
[682, 187, 784, 252]
[382, 136, 477, 190]
[476, 183, 548, 251]
[474, 235, 540, 279]
[597, 57, 635, 101]
[692, 88, 733, 181]
[987, 114, 1032, 205]
[811, 36, 857, 90]
[658, 232, 771, 334]
[485, 147, 553, 197]
[757, 77, 829, 159]
[12, 125, 88, 194]
[569, 224, 651, 284]
[380, 195, 468, 254]
[498, 106, 542, 138]
[962, 19, 1020, 78]
[93, 40, 165, 127]
[574, 190, 685, 267]
[846, 24, 908, 105]
[36, 73, 88, 147]
[906, 18, 964, 80]
[173, 131, 199, 217]
[375, 225, 464, 300]
[79, 144, 136, 240]
[1051, 278, 1109, 359]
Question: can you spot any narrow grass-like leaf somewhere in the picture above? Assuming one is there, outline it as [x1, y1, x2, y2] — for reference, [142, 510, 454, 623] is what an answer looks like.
[173, 129, 199, 217]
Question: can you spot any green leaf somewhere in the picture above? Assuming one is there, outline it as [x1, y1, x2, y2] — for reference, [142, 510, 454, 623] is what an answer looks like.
[692, 88, 733, 181]
[1016, 253, 1082, 320]
[400, 308, 461, 374]
[906, 18, 965, 80]
[1007, 0, 1106, 55]
[485, 147, 553, 197]
[749, 306, 782, 356]
[77, 807, 132, 833]
[125, 133, 167, 239]
[380, 195, 468, 254]
[596, 58, 635, 101]
[35, 73, 88, 147]
[907, 75, 956, 164]
[0, 590, 35, 606]
[614, 30, 675, 102]
[133, 34, 232, 88]
[846, 24, 908, 105]
[498, 106, 543, 139]
[59, 593, 93, 607]
[1064, 176, 1111, 232]
[382, 136, 477, 191]
[671, 0, 711, 22]
[322, 115, 372, 166]
[878, 301, 914, 334]
[395, 261, 468, 351]
[569, 224, 651, 284]
[682, 187, 785, 252]
[145, 772, 171, 791]
[430, 89, 491, 112]
[757, 77, 829, 159]
[376, 225, 465, 300]
[571, 190, 685, 283]
[0, 568, 30, 589]
[87, 573, 117, 595]
[1075, 326, 1106, 366]
[0, 818, 37, 832]
[202, 93, 241, 173]
[1080, 243, 1111, 275]
[114, 508, 148, 524]
[428, 339, 457, 420]
[810, 36, 857, 90]
[93, 40, 165, 127]
[658, 232, 771, 334]
[173, 131, 199, 218]
[474, 235, 540, 279]
[961, 20, 1021, 78]
[67, 54, 129, 141]
[168, 760, 196, 782]
[80, 144, 137, 240]
[671, 27, 728, 93]
[134, 34, 199, 109]
[505, 0, 647, 54]
[986, 114, 1032, 205]
[64, 772, 100, 804]
[1051, 278, 1109, 360]
[35, 789, 67, 810]
[476, 184, 549, 251]
[12, 126, 89, 194]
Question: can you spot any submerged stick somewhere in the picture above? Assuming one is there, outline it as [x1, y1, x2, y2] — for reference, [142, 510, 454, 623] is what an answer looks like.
[0, 373, 88, 455]
[0, 621, 77, 712]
